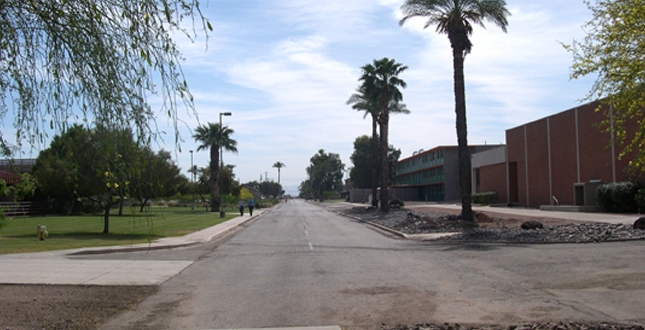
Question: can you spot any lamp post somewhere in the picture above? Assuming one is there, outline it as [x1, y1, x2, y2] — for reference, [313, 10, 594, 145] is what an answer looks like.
[219, 112, 232, 218]
[190, 150, 194, 211]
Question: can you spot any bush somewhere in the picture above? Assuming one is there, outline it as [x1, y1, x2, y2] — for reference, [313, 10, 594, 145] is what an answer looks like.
[596, 181, 641, 213]
[257, 199, 280, 208]
[472, 192, 498, 204]
[636, 188, 645, 214]
[389, 198, 405, 207]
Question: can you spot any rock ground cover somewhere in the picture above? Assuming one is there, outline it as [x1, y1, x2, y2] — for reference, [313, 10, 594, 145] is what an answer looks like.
[391, 322, 644, 330]
[339, 206, 645, 243]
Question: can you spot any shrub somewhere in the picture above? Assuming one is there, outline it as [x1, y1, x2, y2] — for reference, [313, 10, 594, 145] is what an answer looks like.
[636, 188, 645, 213]
[389, 198, 405, 207]
[596, 181, 641, 213]
[257, 199, 279, 209]
[472, 192, 498, 205]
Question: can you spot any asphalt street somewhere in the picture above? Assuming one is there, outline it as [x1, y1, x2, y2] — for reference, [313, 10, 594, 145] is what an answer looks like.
[96, 200, 645, 330]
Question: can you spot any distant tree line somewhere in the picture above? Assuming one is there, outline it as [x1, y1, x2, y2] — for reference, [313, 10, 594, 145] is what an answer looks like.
[299, 149, 345, 200]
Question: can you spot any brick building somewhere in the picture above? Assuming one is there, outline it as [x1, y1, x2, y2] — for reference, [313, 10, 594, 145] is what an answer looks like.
[393, 145, 501, 202]
[473, 100, 641, 208]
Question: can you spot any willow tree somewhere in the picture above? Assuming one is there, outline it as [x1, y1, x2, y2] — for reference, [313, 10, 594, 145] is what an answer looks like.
[400, 0, 510, 221]
[0, 0, 212, 153]
[565, 0, 645, 173]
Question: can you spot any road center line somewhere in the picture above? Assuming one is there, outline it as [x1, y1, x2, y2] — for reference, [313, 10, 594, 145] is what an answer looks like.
[298, 210, 314, 252]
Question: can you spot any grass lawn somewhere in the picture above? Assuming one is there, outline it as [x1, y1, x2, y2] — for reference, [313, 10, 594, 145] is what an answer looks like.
[0, 208, 238, 254]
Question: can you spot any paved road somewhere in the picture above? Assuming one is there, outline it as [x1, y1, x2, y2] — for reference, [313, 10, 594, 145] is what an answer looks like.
[99, 200, 645, 330]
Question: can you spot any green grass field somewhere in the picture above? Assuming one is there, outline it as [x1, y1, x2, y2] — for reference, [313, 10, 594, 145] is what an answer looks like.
[0, 207, 237, 254]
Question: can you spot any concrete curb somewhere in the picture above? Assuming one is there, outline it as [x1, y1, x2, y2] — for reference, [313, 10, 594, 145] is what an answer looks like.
[67, 210, 269, 256]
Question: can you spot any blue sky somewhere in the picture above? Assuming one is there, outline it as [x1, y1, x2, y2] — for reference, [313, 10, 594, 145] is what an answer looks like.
[12, 0, 597, 196]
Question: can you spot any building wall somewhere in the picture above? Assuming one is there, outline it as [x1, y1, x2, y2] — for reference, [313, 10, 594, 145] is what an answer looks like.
[0, 159, 36, 174]
[475, 163, 508, 202]
[525, 119, 551, 207]
[471, 146, 507, 201]
[502, 100, 640, 208]
[472, 146, 506, 168]
[394, 145, 500, 202]
[443, 148, 460, 201]
[391, 187, 419, 201]
[393, 146, 448, 202]
[548, 109, 578, 205]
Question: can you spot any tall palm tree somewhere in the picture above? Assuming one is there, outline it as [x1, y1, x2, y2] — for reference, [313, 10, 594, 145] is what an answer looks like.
[347, 86, 410, 208]
[400, 0, 509, 221]
[359, 58, 408, 212]
[272, 161, 286, 184]
[193, 123, 238, 212]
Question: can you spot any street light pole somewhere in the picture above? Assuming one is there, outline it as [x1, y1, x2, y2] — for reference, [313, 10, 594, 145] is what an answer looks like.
[219, 112, 232, 218]
[190, 150, 194, 211]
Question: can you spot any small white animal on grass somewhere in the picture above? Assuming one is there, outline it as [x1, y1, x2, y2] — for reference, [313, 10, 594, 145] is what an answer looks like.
[37, 225, 48, 241]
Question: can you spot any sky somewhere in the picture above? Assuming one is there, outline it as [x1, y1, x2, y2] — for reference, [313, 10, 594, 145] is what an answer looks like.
[11, 0, 598, 196]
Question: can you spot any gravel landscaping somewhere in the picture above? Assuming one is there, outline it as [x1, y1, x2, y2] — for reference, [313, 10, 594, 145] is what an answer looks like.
[390, 322, 644, 330]
[339, 206, 645, 243]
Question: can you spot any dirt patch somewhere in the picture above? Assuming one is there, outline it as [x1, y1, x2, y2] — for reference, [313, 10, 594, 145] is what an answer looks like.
[0, 284, 157, 330]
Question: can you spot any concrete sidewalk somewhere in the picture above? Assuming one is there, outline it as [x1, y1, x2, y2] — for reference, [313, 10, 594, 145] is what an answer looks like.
[0, 210, 267, 286]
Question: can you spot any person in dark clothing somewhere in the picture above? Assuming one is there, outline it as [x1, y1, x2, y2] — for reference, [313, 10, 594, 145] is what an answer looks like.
[238, 199, 244, 216]
[248, 198, 255, 216]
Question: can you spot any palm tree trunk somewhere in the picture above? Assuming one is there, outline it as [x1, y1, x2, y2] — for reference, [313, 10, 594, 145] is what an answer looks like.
[371, 115, 379, 208]
[210, 144, 220, 212]
[452, 46, 473, 222]
[379, 107, 390, 212]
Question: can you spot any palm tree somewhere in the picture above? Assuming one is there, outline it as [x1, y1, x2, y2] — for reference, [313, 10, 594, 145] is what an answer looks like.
[193, 123, 238, 212]
[273, 161, 286, 184]
[400, 0, 509, 221]
[359, 58, 408, 212]
[347, 86, 410, 208]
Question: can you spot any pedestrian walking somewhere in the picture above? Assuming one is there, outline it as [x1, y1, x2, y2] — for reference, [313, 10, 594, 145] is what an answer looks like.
[238, 199, 244, 216]
[248, 198, 255, 216]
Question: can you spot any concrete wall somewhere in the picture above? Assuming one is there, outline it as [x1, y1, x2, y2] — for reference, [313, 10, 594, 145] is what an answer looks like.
[443, 148, 460, 201]
[349, 189, 372, 203]
[472, 146, 506, 168]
